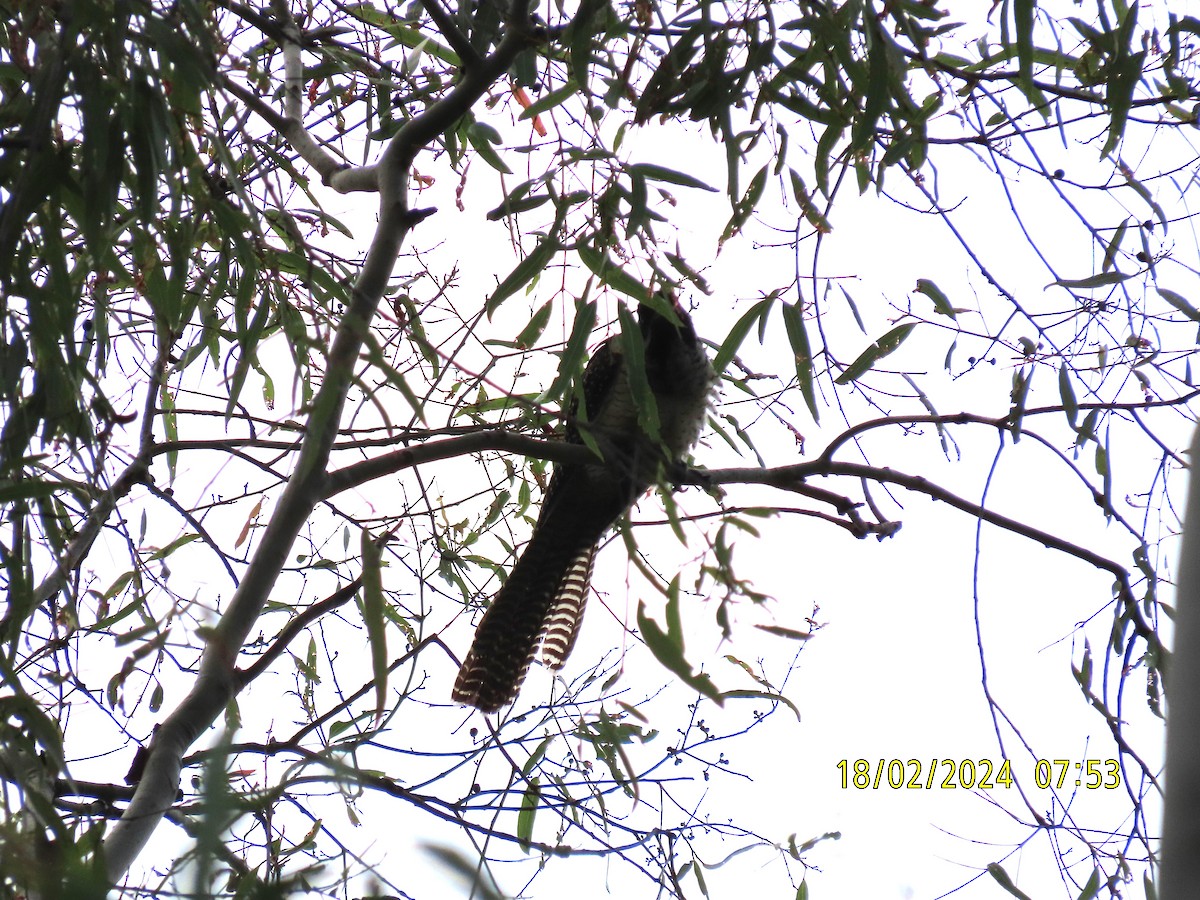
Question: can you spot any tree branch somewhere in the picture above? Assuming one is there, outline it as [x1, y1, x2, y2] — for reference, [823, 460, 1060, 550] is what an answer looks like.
[99, 0, 541, 881]
[220, 77, 379, 193]
[1162, 423, 1200, 896]
[323, 416, 1152, 655]
[419, 0, 480, 68]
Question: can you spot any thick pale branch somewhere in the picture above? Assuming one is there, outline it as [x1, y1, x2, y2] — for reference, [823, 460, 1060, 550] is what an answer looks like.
[221, 78, 379, 192]
[271, 0, 303, 121]
[99, 0, 540, 881]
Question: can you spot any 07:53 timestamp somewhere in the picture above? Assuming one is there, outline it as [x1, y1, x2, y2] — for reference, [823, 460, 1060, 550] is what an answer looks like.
[836, 758, 1122, 790]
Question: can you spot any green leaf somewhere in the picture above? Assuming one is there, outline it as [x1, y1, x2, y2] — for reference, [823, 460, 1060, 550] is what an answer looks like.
[466, 121, 512, 174]
[835, 323, 915, 385]
[626, 163, 718, 192]
[788, 169, 831, 233]
[721, 165, 767, 243]
[852, 18, 892, 154]
[617, 303, 660, 442]
[915, 278, 955, 319]
[713, 297, 774, 374]
[814, 123, 843, 197]
[487, 234, 560, 314]
[541, 298, 597, 404]
[719, 689, 801, 722]
[1102, 2, 1145, 157]
[146, 533, 200, 562]
[782, 301, 819, 422]
[840, 285, 866, 333]
[1123, 166, 1169, 232]
[577, 244, 650, 299]
[1097, 425, 1113, 517]
[1051, 271, 1130, 290]
[160, 385, 179, 480]
[664, 251, 711, 295]
[360, 528, 388, 722]
[1058, 364, 1079, 428]
[1076, 867, 1101, 900]
[1104, 50, 1147, 157]
[1159, 287, 1200, 323]
[486, 192, 552, 221]
[360, 330, 428, 423]
[518, 81, 578, 120]
[786, 831, 841, 858]
[1013, 0, 1035, 88]
[516, 776, 540, 851]
[1077, 407, 1101, 449]
[1008, 365, 1033, 441]
[224, 278, 272, 421]
[563, 0, 610, 91]
[520, 737, 552, 779]
[515, 300, 554, 350]
[346, 5, 460, 64]
[0, 480, 67, 504]
[637, 583, 723, 705]
[987, 862, 1034, 900]
[626, 170, 649, 237]
[424, 845, 506, 900]
[1102, 218, 1129, 272]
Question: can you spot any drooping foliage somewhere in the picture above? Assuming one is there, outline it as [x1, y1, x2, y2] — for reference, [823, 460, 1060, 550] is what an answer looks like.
[0, 0, 1197, 896]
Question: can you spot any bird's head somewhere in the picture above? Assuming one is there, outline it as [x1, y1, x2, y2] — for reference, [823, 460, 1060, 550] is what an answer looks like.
[637, 292, 698, 356]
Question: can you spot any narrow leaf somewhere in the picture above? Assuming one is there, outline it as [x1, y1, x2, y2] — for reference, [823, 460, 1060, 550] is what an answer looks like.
[1058, 364, 1079, 428]
[1159, 287, 1200, 323]
[782, 301, 819, 422]
[1052, 271, 1130, 290]
[487, 235, 559, 314]
[627, 163, 718, 192]
[713, 297, 773, 374]
[516, 776, 540, 851]
[541, 299, 597, 403]
[915, 278, 956, 319]
[637, 596, 723, 705]
[719, 689, 802, 722]
[1076, 867, 1100, 900]
[515, 300, 554, 349]
[1013, 0, 1035, 88]
[987, 862, 1035, 900]
[1103, 50, 1146, 158]
[835, 323, 916, 385]
[467, 121, 512, 174]
[1102, 219, 1129, 272]
[518, 81, 577, 120]
[360, 528, 388, 722]
[617, 303, 660, 441]
[577, 244, 650, 299]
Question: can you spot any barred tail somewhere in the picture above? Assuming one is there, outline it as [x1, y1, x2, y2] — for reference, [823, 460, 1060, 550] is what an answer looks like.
[451, 473, 624, 712]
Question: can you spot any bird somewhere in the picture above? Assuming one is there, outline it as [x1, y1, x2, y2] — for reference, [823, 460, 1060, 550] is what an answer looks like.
[451, 297, 713, 712]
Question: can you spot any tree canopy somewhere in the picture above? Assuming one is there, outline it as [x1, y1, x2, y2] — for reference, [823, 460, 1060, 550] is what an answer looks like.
[1, 0, 1198, 896]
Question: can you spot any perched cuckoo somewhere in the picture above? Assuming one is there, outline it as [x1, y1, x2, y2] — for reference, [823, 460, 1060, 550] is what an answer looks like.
[452, 298, 713, 712]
